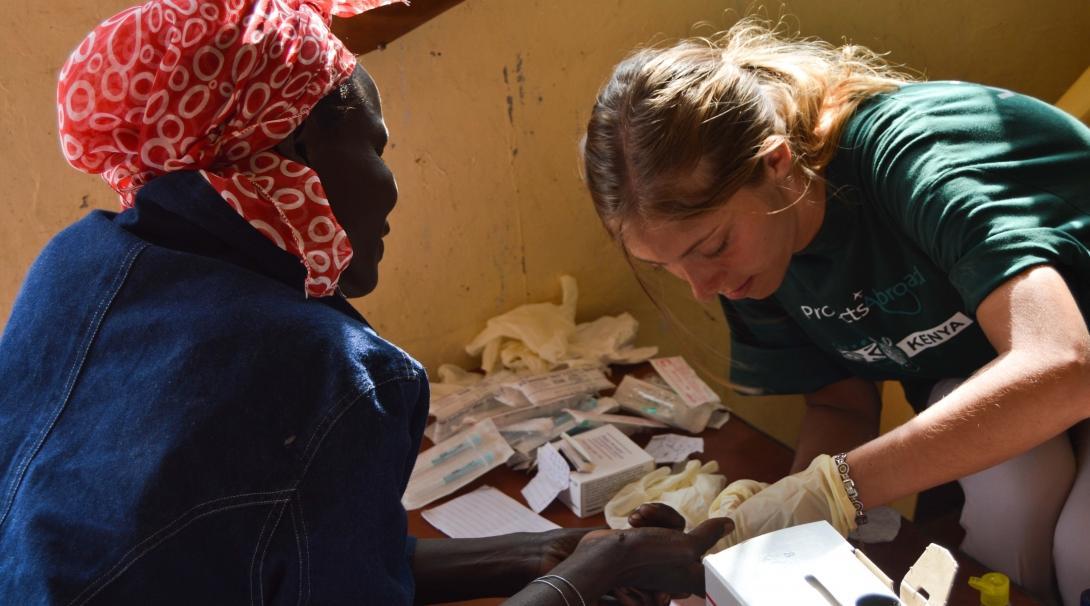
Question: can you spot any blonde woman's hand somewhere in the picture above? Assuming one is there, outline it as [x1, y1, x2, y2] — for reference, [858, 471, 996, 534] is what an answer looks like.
[720, 454, 857, 549]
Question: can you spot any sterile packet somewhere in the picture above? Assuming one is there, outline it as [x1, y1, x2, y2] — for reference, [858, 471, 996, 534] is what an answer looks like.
[425, 383, 526, 443]
[613, 375, 716, 433]
[512, 367, 614, 406]
[494, 396, 617, 455]
[612, 358, 731, 433]
[563, 396, 670, 434]
[403, 419, 514, 510]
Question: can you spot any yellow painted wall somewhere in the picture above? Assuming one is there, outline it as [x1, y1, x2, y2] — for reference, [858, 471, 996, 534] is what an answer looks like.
[3, 1, 1089, 518]
[1057, 66, 1090, 122]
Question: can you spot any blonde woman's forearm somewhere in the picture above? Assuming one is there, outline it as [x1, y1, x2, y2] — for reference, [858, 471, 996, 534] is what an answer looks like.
[848, 265, 1090, 508]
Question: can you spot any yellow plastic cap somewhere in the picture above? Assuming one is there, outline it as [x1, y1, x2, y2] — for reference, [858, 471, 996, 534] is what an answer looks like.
[968, 572, 1010, 606]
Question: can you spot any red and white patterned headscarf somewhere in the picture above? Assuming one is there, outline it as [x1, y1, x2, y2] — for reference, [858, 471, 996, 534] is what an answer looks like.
[57, 0, 399, 297]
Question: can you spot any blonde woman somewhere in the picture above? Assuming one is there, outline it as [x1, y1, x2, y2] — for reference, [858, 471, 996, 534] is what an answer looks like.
[584, 20, 1090, 605]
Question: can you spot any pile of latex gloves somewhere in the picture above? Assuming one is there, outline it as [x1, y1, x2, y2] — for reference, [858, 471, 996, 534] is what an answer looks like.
[604, 455, 902, 552]
[430, 274, 658, 401]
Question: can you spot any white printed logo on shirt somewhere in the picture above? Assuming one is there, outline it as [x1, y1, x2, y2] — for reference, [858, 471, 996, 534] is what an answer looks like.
[896, 312, 974, 357]
[837, 312, 974, 366]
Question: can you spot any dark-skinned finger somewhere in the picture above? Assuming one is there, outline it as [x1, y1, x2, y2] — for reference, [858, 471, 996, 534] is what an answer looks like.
[618, 586, 675, 606]
[686, 516, 734, 554]
[685, 562, 708, 596]
[628, 502, 686, 530]
[611, 587, 653, 606]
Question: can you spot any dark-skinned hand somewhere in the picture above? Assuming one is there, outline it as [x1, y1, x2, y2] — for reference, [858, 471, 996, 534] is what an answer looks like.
[536, 527, 596, 575]
[607, 502, 719, 605]
[573, 513, 734, 598]
[613, 503, 694, 606]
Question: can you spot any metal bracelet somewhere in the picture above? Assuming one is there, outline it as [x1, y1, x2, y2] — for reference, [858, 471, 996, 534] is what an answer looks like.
[532, 577, 572, 606]
[833, 452, 869, 526]
[540, 574, 587, 606]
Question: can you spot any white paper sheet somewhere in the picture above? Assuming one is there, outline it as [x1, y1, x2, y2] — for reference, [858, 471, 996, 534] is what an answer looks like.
[521, 442, 572, 512]
[644, 434, 704, 464]
[422, 485, 560, 538]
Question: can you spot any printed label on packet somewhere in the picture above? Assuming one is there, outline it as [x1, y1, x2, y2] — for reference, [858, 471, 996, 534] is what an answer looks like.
[514, 368, 613, 406]
[650, 357, 721, 408]
[431, 384, 504, 421]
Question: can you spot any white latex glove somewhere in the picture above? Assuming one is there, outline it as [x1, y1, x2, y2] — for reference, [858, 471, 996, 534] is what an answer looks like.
[713, 454, 858, 552]
[708, 478, 767, 516]
[465, 275, 578, 373]
[604, 460, 726, 531]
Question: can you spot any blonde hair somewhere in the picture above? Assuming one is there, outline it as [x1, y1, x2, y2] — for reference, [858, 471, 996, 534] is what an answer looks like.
[583, 17, 913, 233]
[582, 18, 914, 387]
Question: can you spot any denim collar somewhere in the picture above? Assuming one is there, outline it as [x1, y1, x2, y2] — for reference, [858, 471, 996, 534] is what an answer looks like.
[116, 171, 364, 322]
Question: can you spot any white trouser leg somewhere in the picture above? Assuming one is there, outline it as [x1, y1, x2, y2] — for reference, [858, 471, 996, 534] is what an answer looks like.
[928, 379, 1077, 603]
[1053, 419, 1090, 606]
[957, 434, 1075, 603]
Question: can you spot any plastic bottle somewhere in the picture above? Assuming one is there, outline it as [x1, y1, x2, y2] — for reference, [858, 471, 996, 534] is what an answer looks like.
[968, 572, 1010, 606]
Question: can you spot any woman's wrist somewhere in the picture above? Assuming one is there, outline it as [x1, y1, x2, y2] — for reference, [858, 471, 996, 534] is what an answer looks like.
[540, 539, 621, 602]
[832, 452, 868, 525]
[437, 529, 592, 592]
[487, 532, 564, 592]
[517, 529, 583, 587]
[498, 531, 619, 605]
[413, 534, 556, 603]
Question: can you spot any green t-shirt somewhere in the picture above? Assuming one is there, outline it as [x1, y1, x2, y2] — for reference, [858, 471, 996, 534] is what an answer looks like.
[723, 81, 1090, 409]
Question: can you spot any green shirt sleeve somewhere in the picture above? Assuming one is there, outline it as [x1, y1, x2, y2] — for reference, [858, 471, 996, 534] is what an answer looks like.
[721, 296, 852, 395]
[840, 82, 1090, 313]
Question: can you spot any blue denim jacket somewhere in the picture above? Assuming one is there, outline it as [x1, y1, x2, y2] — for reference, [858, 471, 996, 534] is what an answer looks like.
[0, 172, 430, 604]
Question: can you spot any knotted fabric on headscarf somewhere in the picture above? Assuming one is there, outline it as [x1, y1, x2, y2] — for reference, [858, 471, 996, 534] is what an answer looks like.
[57, 0, 400, 297]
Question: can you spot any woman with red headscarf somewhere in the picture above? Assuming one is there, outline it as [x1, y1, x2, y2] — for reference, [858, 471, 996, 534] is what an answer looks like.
[0, 0, 728, 603]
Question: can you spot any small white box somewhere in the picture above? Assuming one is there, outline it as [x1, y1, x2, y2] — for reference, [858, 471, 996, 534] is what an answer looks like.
[557, 424, 655, 517]
[704, 521, 957, 606]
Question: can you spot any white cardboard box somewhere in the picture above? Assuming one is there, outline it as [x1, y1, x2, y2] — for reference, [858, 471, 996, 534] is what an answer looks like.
[704, 521, 957, 606]
[557, 424, 655, 517]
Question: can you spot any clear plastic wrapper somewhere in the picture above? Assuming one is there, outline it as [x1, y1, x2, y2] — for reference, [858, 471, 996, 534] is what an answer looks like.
[426, 383, 526, 443]
[403, 419, 514, 510]
[512, 368, 613, 406]
[494, 396, 617, 456]
[564, 396, 670, 434]
[612, 375, 716, 433]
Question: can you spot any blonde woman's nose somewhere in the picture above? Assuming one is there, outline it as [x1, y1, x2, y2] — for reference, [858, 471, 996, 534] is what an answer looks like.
[678, 263, 722, 303]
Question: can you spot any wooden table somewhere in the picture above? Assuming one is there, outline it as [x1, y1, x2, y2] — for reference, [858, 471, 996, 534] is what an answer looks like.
[408, 410, 1038, 605]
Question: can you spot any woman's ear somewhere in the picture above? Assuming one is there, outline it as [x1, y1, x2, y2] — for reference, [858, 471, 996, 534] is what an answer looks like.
[273, 120, 310, 165]
[761, 138, 793, 181]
